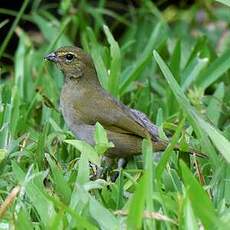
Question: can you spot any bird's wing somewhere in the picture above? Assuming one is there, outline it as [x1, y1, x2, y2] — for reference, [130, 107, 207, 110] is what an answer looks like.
[129, 109, 159, 140]
[98, 90, 159, 140]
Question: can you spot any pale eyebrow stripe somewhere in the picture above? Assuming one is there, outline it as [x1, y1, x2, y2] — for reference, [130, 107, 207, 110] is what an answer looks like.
[58, 51, 76, 57]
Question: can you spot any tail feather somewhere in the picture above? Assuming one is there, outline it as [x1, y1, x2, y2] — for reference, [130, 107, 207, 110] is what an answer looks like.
[152, 138, 207, 158]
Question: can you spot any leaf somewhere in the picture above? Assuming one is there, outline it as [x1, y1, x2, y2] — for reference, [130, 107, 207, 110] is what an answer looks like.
[45, 154, 71, 203]
[196, 116, 230, 163]
[156, 108, 167, 140]
[89, 197, 119, 230]
[216, 0, 230, 7]
[169, 39, 181, 81]
[180, 160, 221, 229]
[0, 0, 30, 59]
[103, 25, 121, 97]
[0, 104, 12, 148]
[0, 19, 9, 30]
[207, 82, 225, 126]
[86, 27, 108, 89]
[127, 173, 147, 229]
[94, 122, 114, 155]
[153, 50, 230, 163]
[184, 36, 209, 68]
[183, 192, 199, 230]
[16, 209, 33, 230]
[14, 32, 27, 99]
[181, 56, 208, 91]
[69, 184, 90, 219]
[45, 185, 97, 230]
[0, 149, 7, 163]
[12, 162, 57, 226]
[196, 49, 230, 90]
[64, 139, 100, 165]
[143, 139, 155, 229]
[33, 14, 71, 46]
[119, 22, 165, 95]
[77, 151, 90, 185]
[156, 118, 185, 180]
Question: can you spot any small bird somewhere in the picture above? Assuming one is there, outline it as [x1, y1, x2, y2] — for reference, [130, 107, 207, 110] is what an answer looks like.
[45, 46, 203, 159]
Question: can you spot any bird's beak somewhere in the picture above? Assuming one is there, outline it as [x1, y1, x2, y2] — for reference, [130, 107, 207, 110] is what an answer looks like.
[44, 52, 58, 62]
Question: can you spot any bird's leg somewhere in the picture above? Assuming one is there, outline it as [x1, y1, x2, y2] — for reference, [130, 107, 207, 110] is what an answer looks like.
[91, 157, 128, 182]
[111, 158, 128, 182]
[93, 156, 115, 180]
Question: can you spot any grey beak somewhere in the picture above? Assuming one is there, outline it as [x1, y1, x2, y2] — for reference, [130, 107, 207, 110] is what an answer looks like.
[44, 52, 58, 62]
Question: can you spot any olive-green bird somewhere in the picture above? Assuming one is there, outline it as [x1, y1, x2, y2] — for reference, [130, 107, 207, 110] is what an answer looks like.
[45, 46, 203, 158]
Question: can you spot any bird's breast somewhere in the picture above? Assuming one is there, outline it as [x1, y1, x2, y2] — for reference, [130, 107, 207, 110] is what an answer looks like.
[60, 82, 101, 127]
[60, 83, 87, 127]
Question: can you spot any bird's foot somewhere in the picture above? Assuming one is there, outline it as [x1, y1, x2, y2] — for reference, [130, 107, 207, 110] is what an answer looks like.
[110, 158, 127, 182]
[89, 156, 114, 180]
[89, 157, 128, 182]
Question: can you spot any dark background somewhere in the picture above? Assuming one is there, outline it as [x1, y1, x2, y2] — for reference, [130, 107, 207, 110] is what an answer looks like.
[0, 0, 195, 63]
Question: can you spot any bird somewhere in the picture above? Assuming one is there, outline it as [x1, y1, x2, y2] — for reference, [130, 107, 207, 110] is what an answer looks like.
[45, 46, 204, 160]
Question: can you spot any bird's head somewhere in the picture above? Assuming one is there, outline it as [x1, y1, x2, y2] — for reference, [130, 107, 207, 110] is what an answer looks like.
[45, 46, 94, 80]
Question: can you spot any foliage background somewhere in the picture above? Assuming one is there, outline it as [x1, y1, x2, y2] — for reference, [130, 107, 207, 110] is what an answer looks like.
[0, 0, 230, 229]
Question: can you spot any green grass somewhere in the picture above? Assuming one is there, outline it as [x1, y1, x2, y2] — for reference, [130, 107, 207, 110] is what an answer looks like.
[0, 0, 230, 229]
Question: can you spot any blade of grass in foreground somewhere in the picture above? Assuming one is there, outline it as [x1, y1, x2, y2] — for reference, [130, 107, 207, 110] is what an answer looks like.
[64, 139, 100, 165]
[143, 139, 155, 229]
[183, 196, 199, 230]
[216, 0, 230, 7]
[156, 118, 185, 180]
[127, 173, 147, 229]
[45, 191, 97, 230]
[12, 162, 57, 227]
[180, 160, 222, 229]
[76, 149, 90, 185]
[45, 154, 71, 204]
[89, 197, 120, 229]
[153, 50, 230, 164]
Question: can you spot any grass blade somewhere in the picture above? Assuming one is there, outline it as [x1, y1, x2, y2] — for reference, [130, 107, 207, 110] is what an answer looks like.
[64, 139, 100, 165]
[86, 27, 108, 89]
[183, 196, 199, 230]
[181, 56, 208, 91]
[76, 150, 90, 185]
[180, 160, 221, 229]
[33, 14, 71, 47]
[127, 173, 147, 229]
[103, 25, 121, 97]
[0, 0, 30, 59]
[12, 162, 57, 227]
[196, 49, 230, 90]
[89, 197, 119, 229]
[216, 0, 230, 7]
[119, 22, 165, 95]
[153, 50, 230, 163]
[45, 154, 71, 204]
[143, 139, 155, 229]
[156, 118, 185, 180]
[206, 82, 225, 126]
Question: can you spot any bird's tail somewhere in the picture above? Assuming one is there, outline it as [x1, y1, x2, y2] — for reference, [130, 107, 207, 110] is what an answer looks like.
[152, 138, 207, 158]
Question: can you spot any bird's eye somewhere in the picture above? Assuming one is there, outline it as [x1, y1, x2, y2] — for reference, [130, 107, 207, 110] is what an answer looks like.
[65, 53, 74, 61]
